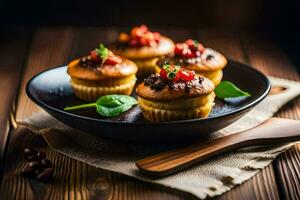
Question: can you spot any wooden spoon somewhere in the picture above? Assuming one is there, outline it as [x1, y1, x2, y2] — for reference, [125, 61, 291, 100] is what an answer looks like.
[136, 117, 300, 177]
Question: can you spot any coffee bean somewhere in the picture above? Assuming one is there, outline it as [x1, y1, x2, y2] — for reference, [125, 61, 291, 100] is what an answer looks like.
[28, 161, 44, 170]
[36, 152, 46, 160]
[23, 148, 33, 158]
[37, 168, 54, 182]
[26, 155, 38, 161]
[41, 158, 52, 168]
[23, 147, 41, 161]
[21, 147, 54, 183]
[21, 164, 35, 177]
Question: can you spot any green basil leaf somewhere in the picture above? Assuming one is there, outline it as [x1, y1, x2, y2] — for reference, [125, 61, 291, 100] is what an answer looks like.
[97, 95, 123, 107]
[215, 81, 251, 99]
[96, 104, 133, 117]
[96, 94, 138, 107]
[65, 94, 137, 117]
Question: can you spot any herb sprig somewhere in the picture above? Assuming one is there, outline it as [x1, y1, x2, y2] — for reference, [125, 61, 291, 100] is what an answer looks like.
[95, 43, 109, 66]
[64, 95, 138, 117]
[215, 81, 251, 99]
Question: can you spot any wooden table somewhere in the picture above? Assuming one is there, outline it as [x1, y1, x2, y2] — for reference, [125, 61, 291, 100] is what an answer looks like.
[0, 27, 299, 200]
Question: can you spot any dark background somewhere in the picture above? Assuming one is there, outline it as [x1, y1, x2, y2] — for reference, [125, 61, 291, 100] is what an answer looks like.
[1, 0, 300, 72]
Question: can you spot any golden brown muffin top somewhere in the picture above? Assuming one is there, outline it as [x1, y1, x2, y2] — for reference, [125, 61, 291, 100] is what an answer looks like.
[113, 36, 175, 59]
[136, 74, 214, 101]
[67, 58, 137, 81]
[157, 48, 227, 72]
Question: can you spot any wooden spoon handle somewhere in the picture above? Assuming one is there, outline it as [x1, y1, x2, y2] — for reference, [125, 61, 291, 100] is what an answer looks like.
[136, 117, 300, 177]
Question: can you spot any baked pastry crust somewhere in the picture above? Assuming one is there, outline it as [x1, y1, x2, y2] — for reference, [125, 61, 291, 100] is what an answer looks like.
[67, 58, 138, 81]
[67, 50, 138, 101]
[157, 48, 227, 72]
[136, 75, 214, 101]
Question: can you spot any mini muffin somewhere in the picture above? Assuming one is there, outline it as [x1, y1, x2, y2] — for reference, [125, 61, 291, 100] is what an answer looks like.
[136, 64, 215, 122]
[67, 44, 138, 101]
[113, 25, 175, 76]
[156, 39, 227, 86]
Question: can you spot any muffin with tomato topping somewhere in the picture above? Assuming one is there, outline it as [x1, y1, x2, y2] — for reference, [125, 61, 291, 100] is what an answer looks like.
[136, 63, 215, 122]
[113, 25, 175, 76]
[67, 43, 138, 101]
[156, 39, 227, 86]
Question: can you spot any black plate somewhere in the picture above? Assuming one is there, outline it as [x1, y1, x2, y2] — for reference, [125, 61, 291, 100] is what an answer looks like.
[26, 60, 270, 142]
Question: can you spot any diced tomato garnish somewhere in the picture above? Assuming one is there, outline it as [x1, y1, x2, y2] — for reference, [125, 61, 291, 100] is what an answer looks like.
[185, 39, 195, 49]
[153, 32, 161, 42]
[90, 50, 100, 63]
[131, 27, 142, 38]
[128, 25, 160, 47]
[198, 43, 205, 53]
[159, 68, 168, 79]
[174, 40, 204, 58]
[118, 33, 130, 43]
[174, 43, 184, 55]
[129, 39, 139, 47]
[182, 48, 197, 58]
[104, 55, 122, 65]
[179, 69, 195, 81]
[139, 37, 148, 46]
[139, 25, 148, 33]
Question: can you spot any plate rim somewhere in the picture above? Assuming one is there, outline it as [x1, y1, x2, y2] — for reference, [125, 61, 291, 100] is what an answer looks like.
[26, 59, 271, 126]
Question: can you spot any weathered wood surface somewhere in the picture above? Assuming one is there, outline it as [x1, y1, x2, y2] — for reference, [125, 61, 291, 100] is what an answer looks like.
[0, 27, 299, 200]
[0, 28, 32, 178]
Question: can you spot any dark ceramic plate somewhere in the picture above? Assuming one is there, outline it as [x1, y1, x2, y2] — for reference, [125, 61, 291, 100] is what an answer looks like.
[26, 60, 270, 142]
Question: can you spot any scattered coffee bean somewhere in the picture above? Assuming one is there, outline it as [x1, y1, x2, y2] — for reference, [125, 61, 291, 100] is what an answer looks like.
[21, 164, 35, 177]
[41, 158, 52, 168]
[36, 152, 46, 160]
[23, 147, 40, 161]
[21, 147, 54, 183]
[37, 168, 54, 182]
[23, 148, 33, 159]
[26, 155, 39, 162]
[28, 161, 44, 170]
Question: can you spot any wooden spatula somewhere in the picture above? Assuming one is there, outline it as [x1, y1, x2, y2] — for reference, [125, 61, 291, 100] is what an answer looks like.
[136, 117, 300, 177]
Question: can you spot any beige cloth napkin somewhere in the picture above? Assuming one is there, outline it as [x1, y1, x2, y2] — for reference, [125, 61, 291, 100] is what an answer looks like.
[22, 76, 300, 199]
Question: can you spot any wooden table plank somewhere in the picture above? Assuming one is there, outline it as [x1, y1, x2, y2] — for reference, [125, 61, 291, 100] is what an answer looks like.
[0, 28, 32, 180]
[274, 145, 300, 200]
[15, 27, 75, 121]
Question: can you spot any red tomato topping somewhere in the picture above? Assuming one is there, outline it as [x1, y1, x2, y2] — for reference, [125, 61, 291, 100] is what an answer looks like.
[126, 25, 161, 47]
[159, 68, 167, 79]
[104, 55, 122, 65]
[185, 39, 196, 49]
[174, 39, 205, 59]
[90, 50, 101, 63]
[198, 43, 205, 53]
[153, 32, 161, 42]
[179, 69, 195, 81]
[129, 39, 139, 47]
[159, 64, 196, 82]
[139, 25, 148, 33]
[174, 43, 184, 55]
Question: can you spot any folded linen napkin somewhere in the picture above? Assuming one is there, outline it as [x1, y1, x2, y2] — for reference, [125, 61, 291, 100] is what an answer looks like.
[22, 76, 300, 199]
